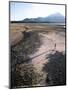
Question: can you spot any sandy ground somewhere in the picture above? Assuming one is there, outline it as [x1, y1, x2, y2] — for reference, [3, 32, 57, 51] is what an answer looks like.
[29, 33, 54, 72]
[10, 23, 65, 86]
[10, 23, 65, 72]
[29, 31, 65, 71]
[29, 31, 65, 85]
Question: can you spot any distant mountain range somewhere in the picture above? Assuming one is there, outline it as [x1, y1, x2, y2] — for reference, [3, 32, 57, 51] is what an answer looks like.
[11, 13, 65, 23]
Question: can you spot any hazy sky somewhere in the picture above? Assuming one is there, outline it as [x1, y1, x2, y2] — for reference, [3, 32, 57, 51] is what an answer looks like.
[10, 2, 65, 21]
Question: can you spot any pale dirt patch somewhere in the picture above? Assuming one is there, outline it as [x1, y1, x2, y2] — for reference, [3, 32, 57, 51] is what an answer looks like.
[29, 31, 65, 74]
[29, 33, 55, 73]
